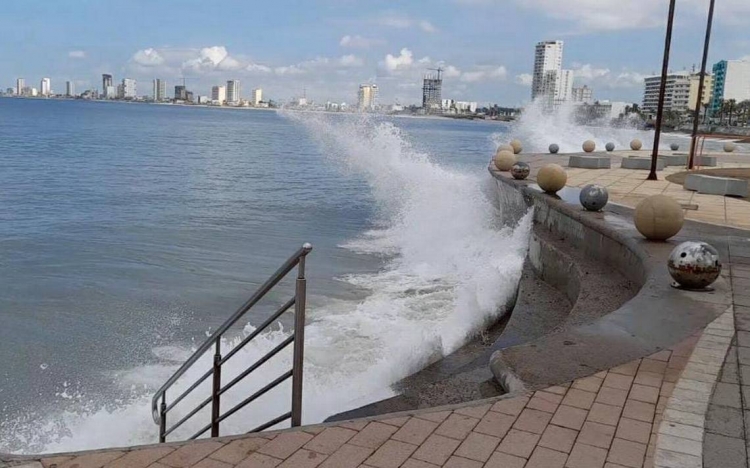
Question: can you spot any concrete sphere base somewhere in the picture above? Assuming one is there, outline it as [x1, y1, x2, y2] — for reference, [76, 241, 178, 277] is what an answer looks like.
[630, 139, 643, 151]
[493, 150, 517, 171]
[668, 241, 722, 290]
[583, 140, 596, 153]
[579, 184, 609, 211]
[537, 164, 567, 193]
[549, 144, 560, 154]
[511, 162, 530, 180]
[510, 139, 523, 154]
[724, 142, 737, 153]
[634, 195, 684, 241]
[605, 142, 615, 152]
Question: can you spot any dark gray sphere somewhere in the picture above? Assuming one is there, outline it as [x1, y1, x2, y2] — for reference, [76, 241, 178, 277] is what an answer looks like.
[579, 184, 609, 211]
[511, 161, 530, 180]
[549, 144, 560, 154]
[670, 143, 679, 151]
[605, 142, 615, 152]
[668, 241, 721, 289]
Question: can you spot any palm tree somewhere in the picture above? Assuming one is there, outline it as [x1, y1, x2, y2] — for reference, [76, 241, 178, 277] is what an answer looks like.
[702, 102, 710, 124]
[727, 99, 737, 126]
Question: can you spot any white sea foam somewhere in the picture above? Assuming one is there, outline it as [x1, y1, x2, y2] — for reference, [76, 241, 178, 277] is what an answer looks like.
[2, 113, 531, 454]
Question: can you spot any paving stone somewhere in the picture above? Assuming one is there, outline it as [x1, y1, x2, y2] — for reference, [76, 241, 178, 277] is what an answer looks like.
[648, 350, 672, 362]
[348, 422, 397, 449]
[454, 432, 500, 462]
[587, 403, 622, 426]
[235, 453, 282, 468]
[305, 427, 357, 455]
[59, 453, 126, 468]
[653, 449, 701, 468]
[573, 376, 604, 393]
[318, 444, 373, 468]
[615, 418, 651, 444]
[106, 447, 174, 468]
[740, 366, 750, 384]
[257, 433, 314, 460]
[662, 408, 704, 428]
[596, 388, 629, 408]
[491, 396, 529, 417]
[411, 434, 460, 466]
[379, 416, 410, 428]
[42, 457, 73, 468]
[496, 429, 541, 458]
[442, 456, 483, 468]
[565, 443, 608, 468]
[160, 442, 223, 468]
[634, 372, 663, 389]
[454, 404, 491, 419]
[629, 384, 659, 404]
[415, 410, 451, 424]
[660, 433, 702, 457]
[606, 439, 646, 468]
[610, 361, 640, 377]
[638, 359, 667, 374]
[513, 408, 553, 434]
[660, 382, 675, 397]
[434, 413, 480, 440]
[621, 400, 655, 423]
[538, 424, 578, 453]
[525, 446, 568, 468]
[742, 386, 750, 410]
[720, 362, 740, 384]
[657, 420, 703, 442]
[399, 459, 437, 468]
[338, 420, 368, 431]
[191, 458, 234, 468]
[703, 433, 748, 468]
[706, 404, 744, 438]
[562, 389, 597, 410]
[363, 440, 418, 468]
[713, 382, 742, 408]
[391, 417, 438, 446]
[528, 391, 563, 413]
[603, 374, 634, 391]
[484, 452, 526, 468]
[473, 410, 515, 438]
[667, 355, 689, 370]
[739, 347, 750, 366]
[577, 421, 615, 449]
[551, 405, 588, 431]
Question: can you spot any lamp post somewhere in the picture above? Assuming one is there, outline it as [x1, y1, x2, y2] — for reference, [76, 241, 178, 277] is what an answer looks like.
[688, 0, 716, 170]
[648, 0, 677, 181]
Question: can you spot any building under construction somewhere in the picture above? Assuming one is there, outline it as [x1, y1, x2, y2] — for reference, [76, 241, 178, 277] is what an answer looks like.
[422, 68, 443, 113]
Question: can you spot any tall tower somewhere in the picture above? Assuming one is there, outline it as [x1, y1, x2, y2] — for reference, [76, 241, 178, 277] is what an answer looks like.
[422, 68, 443, 112]
[153, 79, 166, 101]
[40, 78, 51, 96]
[357, 84, 378, 111]
[66, 81, 75, 97]
[532, 41, 563, 101]
[226, 80, 241, 104]
[102, 74, 113, 97]
[16, 78, 25, 96]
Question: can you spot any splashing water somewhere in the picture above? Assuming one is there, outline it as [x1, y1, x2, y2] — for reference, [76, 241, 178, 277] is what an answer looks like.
[2, 113, 531, 454]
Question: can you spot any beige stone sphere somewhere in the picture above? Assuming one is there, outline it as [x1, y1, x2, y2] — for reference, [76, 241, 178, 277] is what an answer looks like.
[510, 139, 523, 154]
[634, 195, 684, 241]
[724, 142, 736, 153]
[537, 164, 567, 193]
[497, 144, 514, 154]
[582, 140, 596, 153]
[630, 139, 643, 151]
[493, 150, 517, 171]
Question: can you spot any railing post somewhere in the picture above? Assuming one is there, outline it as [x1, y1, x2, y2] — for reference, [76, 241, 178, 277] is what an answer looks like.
[291, 255, 307, 427]
[159, 393, 167, 443]
[211, 340, 222, 437]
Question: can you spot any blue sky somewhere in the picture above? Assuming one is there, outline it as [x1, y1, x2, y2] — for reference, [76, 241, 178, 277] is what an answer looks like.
[2, 0, 748, 106]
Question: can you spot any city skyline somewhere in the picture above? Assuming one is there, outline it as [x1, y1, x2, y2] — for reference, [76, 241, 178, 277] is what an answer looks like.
[2, 0, 749, 106]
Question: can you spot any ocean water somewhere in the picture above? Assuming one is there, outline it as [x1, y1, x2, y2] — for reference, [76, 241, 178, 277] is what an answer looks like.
[0, 99, 532, 453]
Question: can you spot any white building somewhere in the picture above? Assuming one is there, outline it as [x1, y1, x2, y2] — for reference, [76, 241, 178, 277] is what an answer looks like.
[357, 84, 378, 111]
[40, 78, 51, 96]
[710, 60, 750, 114]
[642, 71, 691, 113]
[121, 78, 137, 99]
[66, 81, 75, 97]
[455, 101, 478, 113]
[105, 86, 116, 99]
[441, 99, 454, 110]
[687, 73, 713, 111]
[226, 80, 241, 104]
[532, 40, 568, 106]
[211, 85, 226, 104]
[252, 88, 263, 106]
[16, 78, 25, 96]
[197, 96, 210, 104]
[153, 79, 166, 101]
[572, 85, 593, 103]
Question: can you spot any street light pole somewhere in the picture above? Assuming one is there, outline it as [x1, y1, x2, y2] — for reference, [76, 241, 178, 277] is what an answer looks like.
[688, 0, 716, 170]
[648, 0, 677, 181]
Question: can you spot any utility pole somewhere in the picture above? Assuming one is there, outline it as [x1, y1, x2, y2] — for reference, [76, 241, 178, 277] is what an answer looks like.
[688, 0, 716, 170]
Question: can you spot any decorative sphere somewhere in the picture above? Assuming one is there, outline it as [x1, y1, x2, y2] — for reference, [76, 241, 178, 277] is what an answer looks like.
[670, 143, 679, 151]
[605, 142, 615, 152]
[537, 164, 567, 193]
[579, 184, 609, 211]
[493, 150, 517, 171]
[511, 162, 530, 180]
[630, 139, 643, 151]
[582, 140, 596, 153]
[549, 144, 560, 154]
[510, 139, 523, 154]
[668, 241, 722, 289]
[634, 195, 684, 241]
[498, 144, 514, 153]
[724, 142, 736, 153]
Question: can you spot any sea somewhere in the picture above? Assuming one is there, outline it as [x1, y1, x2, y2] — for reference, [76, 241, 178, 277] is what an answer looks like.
[0, 98, 712, 453]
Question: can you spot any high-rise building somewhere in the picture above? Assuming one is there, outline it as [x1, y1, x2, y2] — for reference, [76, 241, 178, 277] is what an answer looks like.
[687, 72, 713, 111]
[105, 86, 116, 99]
[121, 78, 137, 99]
[422, 70, 442, 111]
[357, 84, 378, 111]
[102, 74, 113, 97]
[642, 71, 691, 113]
[153, 79, 166, 101]
[252, 88, 263, 106]
[532, 41, 564, 104]
[211, 85, 226, 103]
[572, 85, 593, 103]
[710, 60, 750, 115]
[174, 85, 187, 100]
[557, 69, 574, 104]
[66, 81, 75, 97]
[40, 78, 51, 96]
[226, 80, 241, 104]
[16, 78, 25, 96]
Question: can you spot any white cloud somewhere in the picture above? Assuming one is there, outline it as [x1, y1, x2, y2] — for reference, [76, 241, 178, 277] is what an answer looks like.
[339, 35, 384, 49]
[182, 46, 243, 73]
[383, 48, 414, 71]
[572, 64, 610, 80]
[460, 66, 507, 82]
[515, 73, 533, 86]
[418, 20, 438, 33]
[443, 65, 462, 78]
[246, 63, 273, 73]
[375, 13, 438, 33]
[567, 63, 649, 89]
[68, 50, 86, 59]
[339, 54, 364, 67]
[131, 48, 165, 66]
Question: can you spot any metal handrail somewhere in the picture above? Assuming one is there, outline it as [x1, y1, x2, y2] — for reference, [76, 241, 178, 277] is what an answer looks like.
[152, 243, 312, 442]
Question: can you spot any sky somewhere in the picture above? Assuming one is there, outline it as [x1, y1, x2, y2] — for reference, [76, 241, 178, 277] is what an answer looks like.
[1, 0, 749, 107]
